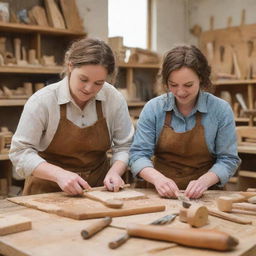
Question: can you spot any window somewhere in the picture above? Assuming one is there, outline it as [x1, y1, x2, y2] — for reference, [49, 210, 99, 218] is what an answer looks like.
[108, 0, 148, 49]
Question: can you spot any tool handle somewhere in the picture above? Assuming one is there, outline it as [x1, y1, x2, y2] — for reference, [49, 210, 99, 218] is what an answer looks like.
[81, 217, 112, 239]
[233, 202, 256, 212]
[208, 208, 252, 224]
[84, 184, 130, 192]
[127, 224, 239, 251]
[108, 233, 130, 249]
[248, 195, 256, 204]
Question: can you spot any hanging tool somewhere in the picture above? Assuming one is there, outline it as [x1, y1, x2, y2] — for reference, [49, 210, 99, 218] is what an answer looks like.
[108, 214, 177, 249]
[81, 217, 112, 239]
[126, 223, 239, 251]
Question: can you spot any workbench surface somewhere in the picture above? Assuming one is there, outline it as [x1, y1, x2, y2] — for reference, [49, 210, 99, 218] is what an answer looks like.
[0, 189, 256, 256]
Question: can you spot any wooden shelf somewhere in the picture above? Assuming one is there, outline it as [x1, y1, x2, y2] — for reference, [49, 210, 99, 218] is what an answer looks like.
[128, 101, 146, 107]
[238, 145, 256, 154]
[214, 79, 256, 86]
[118, 62, 160, 69]
[0, 99, 27, 106]
[0, 22, 86, 36]
[0, 154, 9, 160]
[0, 65, 63, 74]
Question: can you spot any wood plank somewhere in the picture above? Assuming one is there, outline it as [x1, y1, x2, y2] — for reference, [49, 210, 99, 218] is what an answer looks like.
[0, 190, 256, 256]
[8, 191, 165, 220]
[0, 21, 85, 36]
[44, 0, 66, 29]
[0, 215, 31, 236]
[85, 189, 147, 201]
[60, 0, 84, 31]
[0, 65, 62, 74]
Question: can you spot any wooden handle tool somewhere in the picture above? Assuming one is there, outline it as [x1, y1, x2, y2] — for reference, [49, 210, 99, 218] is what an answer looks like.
[81, 217, 112, 239]
[83, 192, 123, 208]
[109, 214, 177, 249]
[217, 196, 256, 213]
[208, 208, 252, 224]
[127, 223, 239, 251]
[84, 184, 130, 192]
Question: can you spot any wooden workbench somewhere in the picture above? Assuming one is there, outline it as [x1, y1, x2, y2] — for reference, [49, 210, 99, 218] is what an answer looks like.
[0, 189, 256, 256]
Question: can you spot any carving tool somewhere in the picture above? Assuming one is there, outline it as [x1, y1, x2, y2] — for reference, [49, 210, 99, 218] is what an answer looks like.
[81, 217, 112, 239]
[109, 214, 177, 249]
[83, 184, 130, 192]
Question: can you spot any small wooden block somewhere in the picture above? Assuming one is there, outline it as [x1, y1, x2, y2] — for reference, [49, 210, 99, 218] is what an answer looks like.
[0, 215, 32, 235]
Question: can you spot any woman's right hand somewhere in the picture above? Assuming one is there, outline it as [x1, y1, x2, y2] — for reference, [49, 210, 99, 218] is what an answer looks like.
[55, 169, 91, 195]
[153, 176, 180, 198]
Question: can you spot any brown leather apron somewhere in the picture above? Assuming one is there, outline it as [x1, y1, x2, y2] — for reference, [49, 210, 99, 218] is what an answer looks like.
[138, 111, 215, 190]
[23, 100, 111, 195]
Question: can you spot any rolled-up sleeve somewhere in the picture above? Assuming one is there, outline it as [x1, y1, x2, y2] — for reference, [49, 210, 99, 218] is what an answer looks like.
[9, 97, 47, 178]
[129, 101, 158, 176]
[209, 103, 241, 186]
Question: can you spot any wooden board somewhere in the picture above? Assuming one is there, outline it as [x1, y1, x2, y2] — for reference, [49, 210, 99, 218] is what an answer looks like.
[60, 0, 84, 31]
[0, 215, 31, 235]
[1, 190, 256, 256]
[86, 189, 147, 201]
[8, 192, 165, 220]
[44, 0, 66, 29]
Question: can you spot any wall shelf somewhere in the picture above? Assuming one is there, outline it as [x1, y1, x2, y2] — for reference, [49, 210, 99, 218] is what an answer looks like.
[0, 22, 86, 37]
[0, 66, 63, 74]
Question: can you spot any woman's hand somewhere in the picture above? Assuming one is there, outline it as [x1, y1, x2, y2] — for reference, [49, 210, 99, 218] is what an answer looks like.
[184, 179, 208, 199]
[104, 171, 125, 192]
[55, 169, 91, 195]
[153, 176, 180, 198]
[184, 172, 219, 198]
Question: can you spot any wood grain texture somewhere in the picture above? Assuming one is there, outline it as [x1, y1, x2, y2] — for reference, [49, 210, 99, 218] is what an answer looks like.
[0, 215, 31, 235]
[59, 0, 83, 31]
[8, 191, 165, 220]
[44, 0, 66, 29]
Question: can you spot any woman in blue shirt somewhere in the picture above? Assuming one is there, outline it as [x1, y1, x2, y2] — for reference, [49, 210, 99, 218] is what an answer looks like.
[129, 45, 240, 199]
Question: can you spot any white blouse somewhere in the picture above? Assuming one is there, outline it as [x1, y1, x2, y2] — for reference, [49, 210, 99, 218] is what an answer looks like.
[9, 77, 134, 178]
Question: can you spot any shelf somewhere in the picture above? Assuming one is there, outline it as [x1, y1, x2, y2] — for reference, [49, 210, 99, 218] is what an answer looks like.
[0, 154, 9, 160]
[0, 22, 86, 36]
[238, 145, 256, 154]
[235, 117, 256, 123]
[0, 65, 63, 74]
[214, 79, 256, 86]
[118, 62, 160, 69]
[0, 99, 27, 106]
[128, 101, 146, 107]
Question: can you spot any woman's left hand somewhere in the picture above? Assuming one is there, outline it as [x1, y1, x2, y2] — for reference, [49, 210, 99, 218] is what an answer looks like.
[184, 172, 219, 199]
[184, 179, 208, 199]
[104, 172, 125, 192]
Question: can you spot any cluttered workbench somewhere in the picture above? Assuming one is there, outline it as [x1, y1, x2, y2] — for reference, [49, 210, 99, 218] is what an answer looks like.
[0, 187, 256, 256]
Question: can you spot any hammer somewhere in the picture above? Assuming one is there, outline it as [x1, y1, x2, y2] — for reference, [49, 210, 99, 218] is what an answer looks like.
[179, 204, 208, 227]
[217, 196, 256, 213]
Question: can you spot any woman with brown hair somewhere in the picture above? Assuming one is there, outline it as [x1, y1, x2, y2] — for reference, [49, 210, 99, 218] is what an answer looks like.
[129, 45, 240, 199]
[10, 38, 134, 195]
